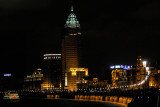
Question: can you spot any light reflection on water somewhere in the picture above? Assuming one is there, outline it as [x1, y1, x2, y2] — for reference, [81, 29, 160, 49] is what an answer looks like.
[0, 98, 125, 107]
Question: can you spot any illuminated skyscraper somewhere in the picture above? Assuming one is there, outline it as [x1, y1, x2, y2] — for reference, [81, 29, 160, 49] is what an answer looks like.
[62, 7, 81, 72]
[62, 6, 88, 91]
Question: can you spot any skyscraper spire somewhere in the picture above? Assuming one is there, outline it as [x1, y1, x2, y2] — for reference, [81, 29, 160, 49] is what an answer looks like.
[71, 5, 73, 12]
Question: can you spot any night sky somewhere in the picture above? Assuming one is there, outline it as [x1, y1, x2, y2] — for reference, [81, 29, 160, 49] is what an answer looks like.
[0, 0, 160, 83]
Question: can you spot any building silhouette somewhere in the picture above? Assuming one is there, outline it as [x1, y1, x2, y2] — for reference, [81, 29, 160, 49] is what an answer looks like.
[41, 54, 62, 90]
[24, 68, 43, 91]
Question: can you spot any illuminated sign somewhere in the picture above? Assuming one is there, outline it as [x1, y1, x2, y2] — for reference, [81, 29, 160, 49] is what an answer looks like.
[4, 74, 12, 77]
[110, 65, 131, 70]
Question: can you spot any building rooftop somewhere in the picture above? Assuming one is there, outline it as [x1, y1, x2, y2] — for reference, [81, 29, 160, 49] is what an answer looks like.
[43, 54, 61, 56]
[65, 6, 80, 28]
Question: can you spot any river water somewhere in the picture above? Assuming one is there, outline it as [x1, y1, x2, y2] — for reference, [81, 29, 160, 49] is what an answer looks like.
[0, 98, 125, 107]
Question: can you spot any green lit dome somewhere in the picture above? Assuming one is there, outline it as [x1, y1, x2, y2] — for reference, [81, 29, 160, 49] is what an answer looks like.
[65, 13, 80, 28]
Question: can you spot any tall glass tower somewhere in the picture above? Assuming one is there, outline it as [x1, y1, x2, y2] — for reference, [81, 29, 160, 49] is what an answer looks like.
[62, 6, 88, 91]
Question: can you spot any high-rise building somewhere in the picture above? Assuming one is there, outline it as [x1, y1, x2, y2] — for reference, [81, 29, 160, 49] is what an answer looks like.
[62, 6, 88, 91]
[41, 54, 62, 90]
[62, 6, 81, 72]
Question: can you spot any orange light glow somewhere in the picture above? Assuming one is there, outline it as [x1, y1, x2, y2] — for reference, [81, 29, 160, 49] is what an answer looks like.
[70, 68, 88, 76]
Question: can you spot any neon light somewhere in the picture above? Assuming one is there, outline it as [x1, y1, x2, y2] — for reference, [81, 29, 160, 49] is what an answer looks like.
[13, 95, 16, 98]
[110, 66, 114, 69]
[110, 65, 131, 70]
[4, 74, 11, 77]
[121, 65, 124, 68]
[115, 65, 121, 68]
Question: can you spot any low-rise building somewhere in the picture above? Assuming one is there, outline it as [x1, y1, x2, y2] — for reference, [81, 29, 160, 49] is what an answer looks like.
[65, 68, 89, 91]
[89, 78, 108, 88]
[24, 68, 43, 91]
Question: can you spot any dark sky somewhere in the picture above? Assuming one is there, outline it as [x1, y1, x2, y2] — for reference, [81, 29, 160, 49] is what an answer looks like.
[0, 0, 160, 81]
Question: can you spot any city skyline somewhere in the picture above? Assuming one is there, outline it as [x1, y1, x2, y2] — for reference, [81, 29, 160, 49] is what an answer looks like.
[1, 0, 160, 84]
[0, 1, 159, 107]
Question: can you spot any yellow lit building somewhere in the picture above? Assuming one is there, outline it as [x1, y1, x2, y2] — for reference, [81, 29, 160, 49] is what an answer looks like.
[132, 56, 148, 90]
[66, 68, 88, 91]
[148, 69, 159, 89]
[135, 56, 160, 89]
[110, 56, 160, 90]
[62, 6, 88, 91]
[111, 69, 127, 87]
